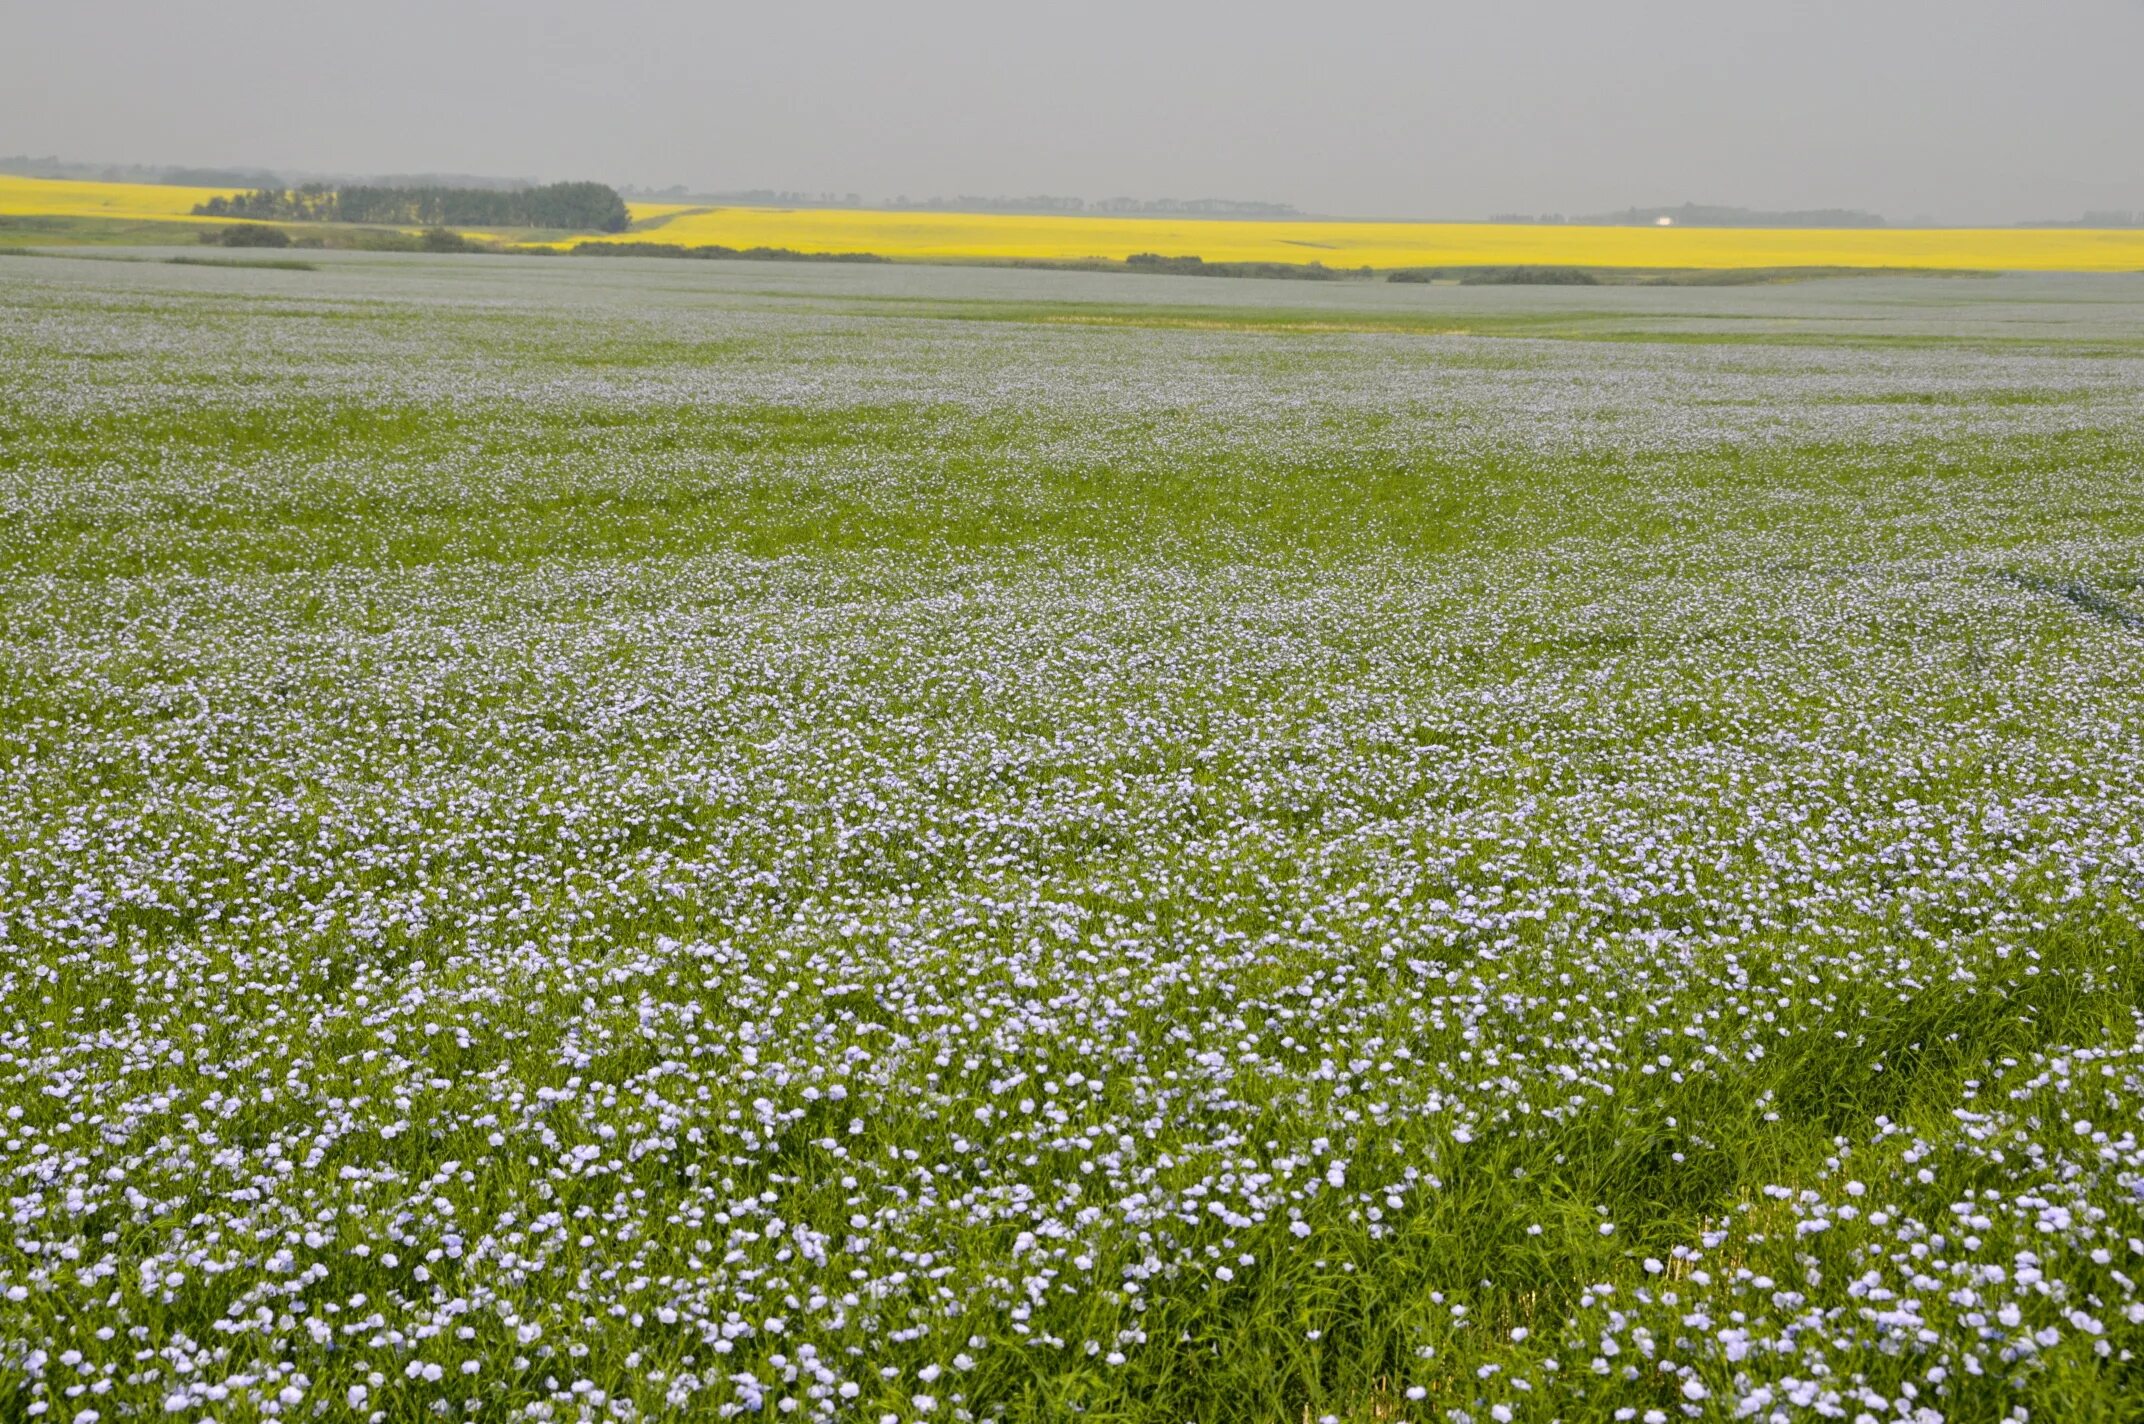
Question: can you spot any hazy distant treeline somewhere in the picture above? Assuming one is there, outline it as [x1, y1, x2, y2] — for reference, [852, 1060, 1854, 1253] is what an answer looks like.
[569, 241, 887, 264]
[889, 195, 1299, 217]
[620, 186, 1301, 218]
[2018, 210, 2144, 229]
[626, 188, 867, 208]
[1492, 203, 1887, 228]
[194, 182, 630, 232]
[2, 154, 540, 190]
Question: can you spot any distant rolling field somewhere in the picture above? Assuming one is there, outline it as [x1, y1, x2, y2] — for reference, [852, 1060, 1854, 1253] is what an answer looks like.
[606, 202, 2144, 272]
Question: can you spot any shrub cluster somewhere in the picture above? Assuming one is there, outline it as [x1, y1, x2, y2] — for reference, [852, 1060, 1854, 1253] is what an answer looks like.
[200, 223, 292, 248]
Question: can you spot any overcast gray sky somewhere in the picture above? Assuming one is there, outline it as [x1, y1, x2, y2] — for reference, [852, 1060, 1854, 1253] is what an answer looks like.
[5, 0, 2142, 222]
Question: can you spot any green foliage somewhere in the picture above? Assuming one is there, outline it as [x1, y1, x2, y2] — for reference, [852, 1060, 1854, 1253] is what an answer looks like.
[202, 222, 292, 248]
[567, 240, 888, 263]
[1458, 265, 1600, 285]
[195, 180, 630, 232]
[335, 228, 430, 252]
[1127, 251, 1348, 280]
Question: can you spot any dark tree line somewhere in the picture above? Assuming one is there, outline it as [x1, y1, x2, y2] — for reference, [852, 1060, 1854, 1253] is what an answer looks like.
[570, 242, 887, 264]
[195, 182, 629, 232]
[1125, 253, 1349, 280]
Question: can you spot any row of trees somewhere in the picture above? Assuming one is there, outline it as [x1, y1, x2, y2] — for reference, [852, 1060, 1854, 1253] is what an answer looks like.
[194, 181, 629, 232]
[1125, 253, 1348, 280]
[570, 241, 885, 264]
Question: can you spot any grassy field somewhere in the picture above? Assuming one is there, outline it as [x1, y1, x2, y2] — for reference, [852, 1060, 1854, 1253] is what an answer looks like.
[3, 252, 2144, 1423]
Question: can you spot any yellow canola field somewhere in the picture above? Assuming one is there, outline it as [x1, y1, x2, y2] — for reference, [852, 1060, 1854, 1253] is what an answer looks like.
[609, 204, 2144, 273]
[0, 173, 243, 225]
[3, 174, 2140, 271]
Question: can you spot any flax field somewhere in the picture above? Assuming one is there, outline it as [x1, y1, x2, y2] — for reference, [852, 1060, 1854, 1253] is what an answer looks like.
[4, 253, 2144, 1424]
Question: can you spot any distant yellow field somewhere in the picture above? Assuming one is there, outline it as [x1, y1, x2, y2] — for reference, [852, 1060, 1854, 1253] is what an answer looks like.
[607, 203, 2144, 273]
[5, 174, 2143, 271]
[0, 173, 242, 224]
